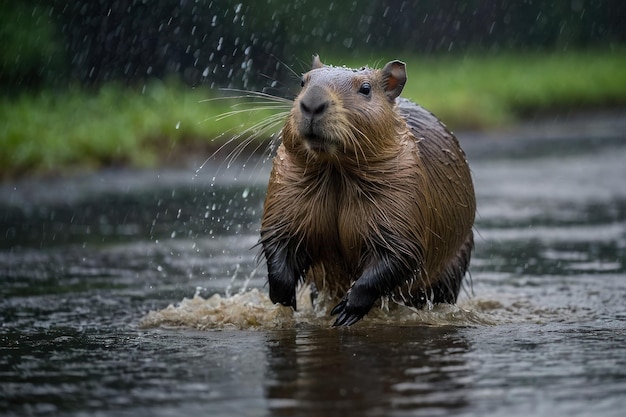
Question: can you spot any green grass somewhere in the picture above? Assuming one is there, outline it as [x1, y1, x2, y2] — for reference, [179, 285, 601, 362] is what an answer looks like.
[0, 79, 281, 178]
[342, 49, 626, 129]
[2, 49, 626, 178]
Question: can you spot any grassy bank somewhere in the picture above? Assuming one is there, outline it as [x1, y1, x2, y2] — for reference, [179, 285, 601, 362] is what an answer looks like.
[2, 49, 626, 178]
[392, 49, 626, 129]
[0, 80, 282, 178]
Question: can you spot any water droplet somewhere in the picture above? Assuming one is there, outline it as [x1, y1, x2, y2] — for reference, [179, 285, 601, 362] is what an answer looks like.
[175, 121, 181, 130]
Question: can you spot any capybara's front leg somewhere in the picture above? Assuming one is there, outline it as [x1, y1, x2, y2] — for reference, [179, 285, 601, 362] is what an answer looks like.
[331, 252, 411, 326]
[262, 238, 310, 311]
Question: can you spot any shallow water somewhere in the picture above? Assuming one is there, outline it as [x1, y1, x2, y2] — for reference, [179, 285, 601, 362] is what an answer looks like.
[1, 117, 626, 416]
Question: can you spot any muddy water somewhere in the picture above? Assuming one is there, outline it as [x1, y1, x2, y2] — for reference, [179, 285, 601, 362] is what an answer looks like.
[1, 117, 626, 416]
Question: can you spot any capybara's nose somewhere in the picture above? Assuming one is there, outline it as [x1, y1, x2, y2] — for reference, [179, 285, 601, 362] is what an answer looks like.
[299, 85, 329, 120]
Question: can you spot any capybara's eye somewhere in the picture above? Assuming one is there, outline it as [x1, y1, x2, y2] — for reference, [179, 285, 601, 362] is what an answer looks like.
[300, 77, 305, 87]
[358, 82, 371, 96]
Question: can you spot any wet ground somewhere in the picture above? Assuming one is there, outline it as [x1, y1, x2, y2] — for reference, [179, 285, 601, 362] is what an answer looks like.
[1, 114, 626, 416]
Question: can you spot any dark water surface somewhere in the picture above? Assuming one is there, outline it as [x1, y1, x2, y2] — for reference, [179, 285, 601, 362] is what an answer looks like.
[1, 116, 626, 416]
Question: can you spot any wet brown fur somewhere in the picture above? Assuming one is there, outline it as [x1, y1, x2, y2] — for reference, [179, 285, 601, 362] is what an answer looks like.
[259, 56, 475, 326]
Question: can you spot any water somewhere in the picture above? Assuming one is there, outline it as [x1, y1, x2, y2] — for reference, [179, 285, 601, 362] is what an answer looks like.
[1, 115, 625, 416]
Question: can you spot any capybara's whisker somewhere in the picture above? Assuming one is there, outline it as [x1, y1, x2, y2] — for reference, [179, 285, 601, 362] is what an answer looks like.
[198, 85, 291, 177]
[215, 88, 294, 103]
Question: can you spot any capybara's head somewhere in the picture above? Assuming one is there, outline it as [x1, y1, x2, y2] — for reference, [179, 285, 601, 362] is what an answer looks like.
[282, 56, 407, 161]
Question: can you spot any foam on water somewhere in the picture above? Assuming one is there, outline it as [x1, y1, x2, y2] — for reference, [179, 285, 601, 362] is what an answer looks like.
[140, 279, 609, 330]
[140, 289, 295, 330]
[140, 286, 497, 330]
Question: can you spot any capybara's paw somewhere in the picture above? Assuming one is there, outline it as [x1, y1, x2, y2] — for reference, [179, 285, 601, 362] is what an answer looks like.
[330, 284, 378, 326]
[268, 277, 297, 311]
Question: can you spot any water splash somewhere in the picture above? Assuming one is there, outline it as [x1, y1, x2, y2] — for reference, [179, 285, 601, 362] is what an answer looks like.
[140, 289, 295, 330]
[140, 286, 496, 330]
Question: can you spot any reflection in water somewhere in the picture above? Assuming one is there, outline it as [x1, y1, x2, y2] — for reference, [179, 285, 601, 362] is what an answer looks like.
[264, 327, 470, 417]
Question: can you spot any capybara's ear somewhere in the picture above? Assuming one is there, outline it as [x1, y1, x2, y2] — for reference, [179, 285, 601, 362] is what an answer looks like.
[381, 60, 407, 102]
[312, 54, 324, 70]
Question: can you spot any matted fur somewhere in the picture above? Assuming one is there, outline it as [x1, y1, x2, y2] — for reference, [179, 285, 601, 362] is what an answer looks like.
[259, 58, 475, 326]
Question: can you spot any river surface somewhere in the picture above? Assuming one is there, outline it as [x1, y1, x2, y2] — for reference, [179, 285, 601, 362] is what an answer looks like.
[1, 115, 625, 416]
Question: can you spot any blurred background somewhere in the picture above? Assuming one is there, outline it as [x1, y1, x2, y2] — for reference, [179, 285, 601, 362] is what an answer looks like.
[1, 0, 626, 177]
